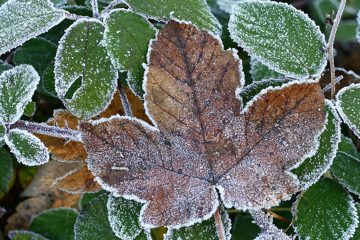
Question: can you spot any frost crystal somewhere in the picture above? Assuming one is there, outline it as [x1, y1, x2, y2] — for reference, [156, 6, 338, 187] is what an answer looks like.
[0, 65, 40, 124]
[0, 0, 65, 55]
[5, 129, 49, 166]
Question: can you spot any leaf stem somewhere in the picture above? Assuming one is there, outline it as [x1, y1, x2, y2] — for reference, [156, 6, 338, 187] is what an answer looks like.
[91, 0, 100, 19]
[328, 0, 346, 99]
[10, 120, 83, 142]
[65, 12, 91, 21]
[118, 80, 133, 117]
[101, 0, 124, 17]
[215, 207, 226, 240]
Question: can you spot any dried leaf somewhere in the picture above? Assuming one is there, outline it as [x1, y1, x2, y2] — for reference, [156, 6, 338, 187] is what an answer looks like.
[54, 164, 101, 194]
[36, 109, 87, 162]
[5, 161, 81, 232]
[81, 21, 325, 228]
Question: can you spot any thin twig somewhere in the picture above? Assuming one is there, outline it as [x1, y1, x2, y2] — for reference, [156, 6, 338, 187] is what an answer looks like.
[328, 0, 346, 99]
[65, 12, 91, 21]
[91, 0, 100, 19]
[214, 207, 226, 240]
[10, 120, 83, 142]
[101, 0, 124, 17]
[118, 80, 133, 117]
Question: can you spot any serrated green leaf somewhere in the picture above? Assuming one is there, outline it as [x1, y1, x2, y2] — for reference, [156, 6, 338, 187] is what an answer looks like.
[55, 19, 118, 119]
[232, 214, 261, 240]
[294, 178, 358, 240]
[336, 84, 360, 138]
[107, 194, 144, 240]
[250, 58, 284, 82]
[240, 78, 290, 105]
[292, 101, 341, 189]
[331, 137, 360, 196]
[0, 147, 14, 198]
[5, 129, 49, 166]
[23, 102, 36, 117]
[229, 1, 327, 79]
[75, 193, 119, 240]
[29, 208, 78, 240]
[104, 10, 156, 97]
[124, 0, 221, 35]
[0, 0, 65, 55]
[8, 231, 48, 240]
[0, 60, 13, 75]
[165, 207, 231, 240]
[13, 38, 57, 97]
[0, 65, 39, 124]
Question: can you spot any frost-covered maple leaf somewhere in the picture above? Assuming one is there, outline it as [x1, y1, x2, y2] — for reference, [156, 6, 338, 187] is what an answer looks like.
[81, 21, 325, 228]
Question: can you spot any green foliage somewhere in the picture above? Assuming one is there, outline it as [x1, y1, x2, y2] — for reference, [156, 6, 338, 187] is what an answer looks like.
[0, 65, 39, 124]
[13, 38, 58, 97]
[294, 178, 358, 240]
[250, 58, 284, 82]
[0, 147, 14, 198]
[229, 1, 327, 79]
[0, 60, 13, 74]
[331, 136, 360, 196]
[8, 231, 48, 240]
[124, 0, 221, 35]
[232, 214, 261, 240]
[55, 19, 117, 119]
[104, 10, 156, 97]
[0, 0, 65, 55]
[29, 208, 79, 240]
[23, 102, 36, 117]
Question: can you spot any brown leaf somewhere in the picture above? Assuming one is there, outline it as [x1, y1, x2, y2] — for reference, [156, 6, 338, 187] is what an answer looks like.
[5, 161, 81, 232]
[36, 109, 87, 162]
[54, 164, 101, 194]
[81, 21, 326, 227]
[100, 89, 151, 123]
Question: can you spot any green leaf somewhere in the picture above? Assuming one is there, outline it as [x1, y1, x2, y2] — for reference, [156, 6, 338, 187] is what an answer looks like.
[327, 20, 357, 42]
[75, 193, 119, 240]
[104, 10, 156, 97]
[250, 58, 284, 82]
[240, 78, 290, 105]
[0, 147, 14, 198]
[336, 83, 360, 138]
[55, 19, 118, 119]
[8, 231, 48, 240]
[0, 60, 13, 75]
[232, 214, 261, 240]
[124, 0, 221, 35]
[23, 102, 36, 117]
[107, 194, 144, 240]
[79, 190, 105, 210]
[0, 65, 39, 124]
[30, 208, 78, 240]
[5, 129, 49, 166]
[13, 38, 57, 97]
[165, 207, 231, 240]
[331, 136, 360, 196]
[294, 178, 358, 240]
[0, 0, 65, 55]
[229, 1, 327, 79]
[0, 123, 5, 143]
[292, 100, 341, 189]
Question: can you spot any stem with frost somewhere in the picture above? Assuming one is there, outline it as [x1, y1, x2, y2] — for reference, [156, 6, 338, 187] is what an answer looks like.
[101, 0, 124, 17]
[118, 80, 133, 117]
[215, 207, 226, 240]
[328, 0, 346, 99]
[10, 120, 82, 142]
[65, 12, 91, 21]
[91, 0, 100, 19]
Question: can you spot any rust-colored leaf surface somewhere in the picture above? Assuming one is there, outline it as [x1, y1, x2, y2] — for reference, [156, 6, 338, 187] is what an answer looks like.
[54, 164, 101, 194]
[81, 21, 326, 227]
[36, 109, 87, 162]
